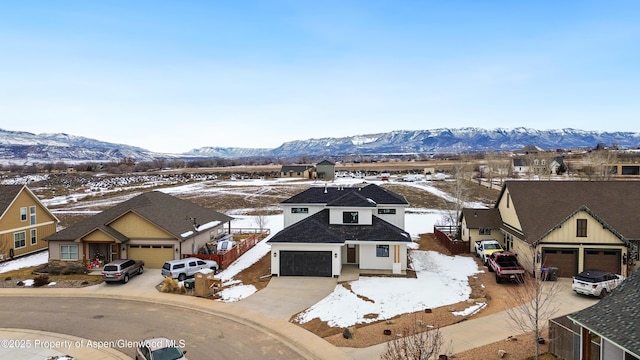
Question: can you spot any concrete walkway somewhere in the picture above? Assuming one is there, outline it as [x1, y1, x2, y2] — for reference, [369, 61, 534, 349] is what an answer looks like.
[0, 271, 598, 360]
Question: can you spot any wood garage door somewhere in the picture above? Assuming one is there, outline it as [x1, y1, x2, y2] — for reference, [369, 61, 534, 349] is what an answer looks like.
[128, 245, 174, 268]
[584, 249, 621, 274]
[542, 248, 578, 278]
[280, 251, 332, 277]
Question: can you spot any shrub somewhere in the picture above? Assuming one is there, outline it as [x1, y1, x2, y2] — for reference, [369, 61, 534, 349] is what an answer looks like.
[33, 274, 51, 287]
[159, 277, 186, 294]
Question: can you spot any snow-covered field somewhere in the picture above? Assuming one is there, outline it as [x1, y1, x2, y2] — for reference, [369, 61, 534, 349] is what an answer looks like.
[1, 175, 490, 327]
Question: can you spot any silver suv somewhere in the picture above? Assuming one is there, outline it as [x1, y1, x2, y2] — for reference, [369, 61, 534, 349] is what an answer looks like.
[102, 259, 144, 283]
[161, 257, 218, 281]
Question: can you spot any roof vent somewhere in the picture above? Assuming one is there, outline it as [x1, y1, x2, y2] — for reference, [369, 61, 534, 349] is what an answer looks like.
[324, 184, 328, 194]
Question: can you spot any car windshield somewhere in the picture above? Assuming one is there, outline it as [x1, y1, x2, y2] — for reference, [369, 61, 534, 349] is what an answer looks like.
[484, 244, 500, 249]
[151, 346, 183, 360]
[162, 263, 171, 270]
[103, 266, 118, 271]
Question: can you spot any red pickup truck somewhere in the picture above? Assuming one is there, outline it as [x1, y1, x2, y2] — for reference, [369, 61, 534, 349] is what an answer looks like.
[487, 252, 526, 284]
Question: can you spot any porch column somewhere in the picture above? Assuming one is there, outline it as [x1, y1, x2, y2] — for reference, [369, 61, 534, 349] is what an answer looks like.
[581, 327, 591, 360]
[392, 244, 401, 274]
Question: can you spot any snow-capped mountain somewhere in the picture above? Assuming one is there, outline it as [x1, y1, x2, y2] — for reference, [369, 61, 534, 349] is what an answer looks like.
[2, 127, 640, 164]
[0, 129, 163, 164]
[266, 128, 640, 157]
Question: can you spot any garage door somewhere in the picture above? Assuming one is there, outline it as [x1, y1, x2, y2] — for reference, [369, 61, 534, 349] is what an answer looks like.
[128, 245, 174, 268]
[280, 251, 332, 277]
[542, 248, 578, 278]
[584, 249, 621, 274]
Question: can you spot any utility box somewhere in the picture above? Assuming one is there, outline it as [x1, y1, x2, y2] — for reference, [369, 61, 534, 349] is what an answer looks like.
[194, 269, 222, 297]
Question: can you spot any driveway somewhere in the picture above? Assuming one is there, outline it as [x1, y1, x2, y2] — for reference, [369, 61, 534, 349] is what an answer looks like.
[233, 276, 338, 320]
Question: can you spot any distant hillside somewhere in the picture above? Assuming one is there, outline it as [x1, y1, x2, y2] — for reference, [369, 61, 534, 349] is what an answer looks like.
[2, 127, 640, 164]
[264, 128, 640, 157]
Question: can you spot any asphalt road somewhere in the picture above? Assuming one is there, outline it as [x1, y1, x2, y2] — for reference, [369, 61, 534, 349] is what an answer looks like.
[0, 296, 305, 360]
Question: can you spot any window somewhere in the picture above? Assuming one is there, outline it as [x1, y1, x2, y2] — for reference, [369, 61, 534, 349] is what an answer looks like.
[30, 206, 36, 225]
[376, 245, 390, 257]
[479, 228, 492, 235]
[20, 207, 27, 221]
[30, 229, 37, 245]
[343, 211, 359, 224]
[378, 209, 396, 215]
[60, 245, 79, 260]
[14, 232, 26, 248]
[576, 219, 588, 237]
[291, 208, 309, 214]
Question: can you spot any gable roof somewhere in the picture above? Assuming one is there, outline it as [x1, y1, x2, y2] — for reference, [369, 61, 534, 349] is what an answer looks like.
[280, 165, 315, 172]
[461, 208, 502, 229]
[282, 183, 408, 206]
[316, 160, 335, 166]
[0, 185, 23, 218]
[497, 181, 640, 244]
[44, 191, 233, 242]
[0, 185, 59, 223]
[267, 209, 411, 244]
[569, 269, 640, 357]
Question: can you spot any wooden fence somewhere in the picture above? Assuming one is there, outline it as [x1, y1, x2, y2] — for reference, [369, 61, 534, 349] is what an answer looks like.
[183, 229, 270, 269]
[433, 225, 468, 255]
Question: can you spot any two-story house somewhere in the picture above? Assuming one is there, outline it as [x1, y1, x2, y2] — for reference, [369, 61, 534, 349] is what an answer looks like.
[461, 181, 638, 278]
[0, 185, 59, 260]
[267, 184, 411, 277]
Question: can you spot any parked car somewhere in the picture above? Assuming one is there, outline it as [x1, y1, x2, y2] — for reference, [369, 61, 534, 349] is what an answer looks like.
[102, 259, 144, 283]
[572, 269, 625, 298]
[135, 337, 188, 360]
[474, 240, 504, 265]
[487, 251, 526, 283]
[161, 257, 219, 281]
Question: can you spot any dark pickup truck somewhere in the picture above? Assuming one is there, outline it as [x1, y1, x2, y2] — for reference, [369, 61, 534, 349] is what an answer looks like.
[487, 251, 526, 284]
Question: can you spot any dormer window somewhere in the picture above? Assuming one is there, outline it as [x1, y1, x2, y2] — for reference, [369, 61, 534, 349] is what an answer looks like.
[343, 211, 359, 224]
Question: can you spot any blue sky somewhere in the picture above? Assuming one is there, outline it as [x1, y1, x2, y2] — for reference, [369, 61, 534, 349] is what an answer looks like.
[1, 1, 639, 153]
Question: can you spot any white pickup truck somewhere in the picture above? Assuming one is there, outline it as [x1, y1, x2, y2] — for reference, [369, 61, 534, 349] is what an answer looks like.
[474, 240, 505, 266]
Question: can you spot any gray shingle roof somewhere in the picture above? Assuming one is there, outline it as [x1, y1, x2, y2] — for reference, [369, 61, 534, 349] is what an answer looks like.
[267, 209, 411, 244]
[498, 181, 640, 244]
[44, 191, 233, 242]
[282, 184, 408, 206]
[569, 269, 640, 357]
[0, 185, 23, 217]
[461, 208, 502, 229]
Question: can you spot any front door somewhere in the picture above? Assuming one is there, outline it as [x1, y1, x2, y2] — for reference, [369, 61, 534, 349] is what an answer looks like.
[347, 244, 356, 263]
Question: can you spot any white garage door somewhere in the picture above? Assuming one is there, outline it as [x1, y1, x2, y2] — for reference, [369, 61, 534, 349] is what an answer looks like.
[128, 244, 174, 268]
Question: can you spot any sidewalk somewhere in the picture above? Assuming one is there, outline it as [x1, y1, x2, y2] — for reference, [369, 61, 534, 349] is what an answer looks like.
[0, 273, 598, 360]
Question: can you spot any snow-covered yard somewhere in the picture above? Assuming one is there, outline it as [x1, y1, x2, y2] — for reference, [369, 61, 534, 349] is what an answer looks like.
[1, 176, 489, 328]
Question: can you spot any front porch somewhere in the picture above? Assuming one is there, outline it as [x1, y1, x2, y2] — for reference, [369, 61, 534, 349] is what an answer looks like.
[337, 264, 409, 283]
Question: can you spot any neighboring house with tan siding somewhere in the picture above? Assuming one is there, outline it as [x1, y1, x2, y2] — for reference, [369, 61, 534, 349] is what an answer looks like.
[44, 191, 232, 268]
[280, 165, 316, 179]
[0, 185, 59, 260]
[462, 181, 638, 278]
[459, 208, 503, 250]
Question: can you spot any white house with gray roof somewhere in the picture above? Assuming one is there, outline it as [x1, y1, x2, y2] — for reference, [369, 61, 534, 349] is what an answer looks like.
[268, 183, 411, 277]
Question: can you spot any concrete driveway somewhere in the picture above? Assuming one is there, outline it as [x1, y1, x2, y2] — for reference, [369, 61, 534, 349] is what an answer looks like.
[234, 276, 338, 320]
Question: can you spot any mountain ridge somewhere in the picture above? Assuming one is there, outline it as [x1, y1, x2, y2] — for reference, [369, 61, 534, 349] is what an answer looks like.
[1, 127, 639, 164]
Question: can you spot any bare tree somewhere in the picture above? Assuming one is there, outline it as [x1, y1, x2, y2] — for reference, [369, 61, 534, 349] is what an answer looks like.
[380, 317, 450, 360]
[505, 247, 561, 360]
[581, 149, 618, 180]
[440, 158, 471, 227]
[253, 213, 268, 232]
